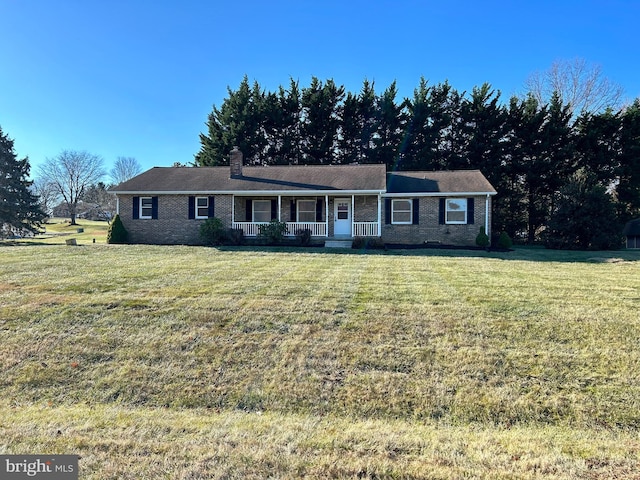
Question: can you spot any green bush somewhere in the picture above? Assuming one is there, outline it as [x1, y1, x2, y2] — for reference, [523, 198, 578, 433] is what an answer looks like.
[352, 237, 385, 249]
[107, 214, 128, 244]
[226, 228, 245, 246]
[475, 226, 489, 247]
[199, 218, 226, 246]
[295, 228, 312, 246]
[497, 231, 513, 249]
[258, 220, 288, 244]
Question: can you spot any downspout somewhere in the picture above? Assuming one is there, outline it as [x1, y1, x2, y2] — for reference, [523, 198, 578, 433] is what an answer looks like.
[231, 195, 235, 228]
[116, 196, 120, 215]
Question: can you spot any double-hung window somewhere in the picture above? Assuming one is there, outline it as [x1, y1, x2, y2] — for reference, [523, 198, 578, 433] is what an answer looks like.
[297, 199, 316, 222]
[445, 198, 467, 224]
[253, 200, 271, 222]
[139, 197, 153, 219]
[195, 197, 209, 219]
[391, 199, 412, 224]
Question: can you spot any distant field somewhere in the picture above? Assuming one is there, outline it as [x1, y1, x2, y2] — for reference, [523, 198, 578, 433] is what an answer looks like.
[0, 218, 110, 245]
[0, 245, 638, 478]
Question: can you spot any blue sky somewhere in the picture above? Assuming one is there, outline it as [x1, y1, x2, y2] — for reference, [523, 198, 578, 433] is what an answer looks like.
[1, 0, 638, 178]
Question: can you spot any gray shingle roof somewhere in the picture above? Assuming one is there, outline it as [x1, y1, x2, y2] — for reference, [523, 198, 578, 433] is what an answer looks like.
[110, 164, 387, 193]
[109, 165, 497, 195]
[386, 170, 496, 195]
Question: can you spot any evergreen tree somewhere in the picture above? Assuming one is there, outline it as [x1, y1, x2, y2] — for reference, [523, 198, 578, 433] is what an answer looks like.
[574, 109, 621, 187]
[617, 99, 640, 221]
[0, 126, 45, 237]
[263, 80, 304, 164]
[338, 91, 361, 164]
[373, 81, 406, 168]
[301, 78, 345, 164]
[546, 171, 621, 250]
[196, 76, 266, 166]
[399, 77, 431, 170]
[462, 84, 510, 233]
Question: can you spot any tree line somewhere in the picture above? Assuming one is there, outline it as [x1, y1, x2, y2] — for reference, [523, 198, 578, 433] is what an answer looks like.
[196, 75, 640, 247]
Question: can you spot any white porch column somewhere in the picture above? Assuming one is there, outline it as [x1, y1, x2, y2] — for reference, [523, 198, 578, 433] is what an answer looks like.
[325, 195, 329, 237]
[231, 195, 235, 226]
[377, 193, 382, 237]
[278, 195, 282, 221]
[351, 195, 355, 235]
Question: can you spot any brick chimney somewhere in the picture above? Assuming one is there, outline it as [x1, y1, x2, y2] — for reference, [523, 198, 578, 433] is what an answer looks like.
[230, 146, 243, 177]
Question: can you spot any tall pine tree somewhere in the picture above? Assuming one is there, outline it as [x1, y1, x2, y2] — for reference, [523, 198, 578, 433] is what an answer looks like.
[0, 126, 45, 237]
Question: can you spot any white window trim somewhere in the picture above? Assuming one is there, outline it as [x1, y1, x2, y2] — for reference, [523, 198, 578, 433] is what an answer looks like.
[297, 199, 316, 222]
[391, 199, 413, 224]
[195, 196, 209, 219]
[253, 199, 271, 223]
[139, 197, 153, 220]
[446, 198, 467, 224]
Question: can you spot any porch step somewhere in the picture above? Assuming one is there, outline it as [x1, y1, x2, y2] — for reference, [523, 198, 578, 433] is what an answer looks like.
[324, 239, 353, 249]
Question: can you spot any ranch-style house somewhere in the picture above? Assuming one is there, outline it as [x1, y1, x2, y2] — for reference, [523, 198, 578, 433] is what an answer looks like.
[109, 148, 497, 246]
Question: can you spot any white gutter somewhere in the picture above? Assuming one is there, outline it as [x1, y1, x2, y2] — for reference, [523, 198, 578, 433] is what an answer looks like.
[383, 191, 497, 198]
[110, 189, 387, 196]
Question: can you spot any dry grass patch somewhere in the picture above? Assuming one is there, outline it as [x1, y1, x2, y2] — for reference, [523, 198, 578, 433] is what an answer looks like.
[1, 244, 639, 477]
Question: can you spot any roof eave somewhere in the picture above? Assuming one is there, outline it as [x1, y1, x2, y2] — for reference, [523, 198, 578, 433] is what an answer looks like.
[383, 191, 497, 197]
[110, 189, 386, 196]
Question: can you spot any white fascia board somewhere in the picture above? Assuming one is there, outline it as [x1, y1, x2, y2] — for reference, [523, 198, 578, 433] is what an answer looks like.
[111, 190, 386, 196]
[382, 191, 497, 197]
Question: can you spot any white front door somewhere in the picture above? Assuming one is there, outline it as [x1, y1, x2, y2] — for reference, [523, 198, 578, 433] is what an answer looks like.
[334, 198, 351, 236]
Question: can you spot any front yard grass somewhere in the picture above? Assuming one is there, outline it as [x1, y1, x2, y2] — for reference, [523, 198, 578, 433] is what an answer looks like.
[0, 245, 638, 478]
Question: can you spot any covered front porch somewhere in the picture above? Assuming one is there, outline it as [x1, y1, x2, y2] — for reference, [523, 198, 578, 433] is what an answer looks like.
[231, 194, 381, 238]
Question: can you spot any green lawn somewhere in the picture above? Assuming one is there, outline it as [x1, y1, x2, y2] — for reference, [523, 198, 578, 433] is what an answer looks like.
[0, 245, 639, 478]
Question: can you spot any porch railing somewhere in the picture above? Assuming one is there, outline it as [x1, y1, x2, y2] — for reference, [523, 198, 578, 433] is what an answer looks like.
[353, 222, 379, 237]
[286, 222, 327, 237]
[233, 221, 327, 237]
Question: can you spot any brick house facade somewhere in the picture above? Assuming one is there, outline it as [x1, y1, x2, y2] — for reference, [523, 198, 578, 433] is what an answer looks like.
[110, 149, 496, 246]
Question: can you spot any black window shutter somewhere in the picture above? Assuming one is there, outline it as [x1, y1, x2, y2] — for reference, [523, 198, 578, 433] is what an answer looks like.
[467, 198, 475, 224]
[290, 200, 296, 221]
[316, 199, 322, 222]
[151, 196, 158, 219]
[245, 199, 252, 222]
[208, 196, 215, 218]
[133, 196, 139, 219]
[439, 198, 446, 224]
[271, 199, 277, 220]
[384, 198, 391, 224]
[188, 196, 195, 219]
[412, 198, 420, 225]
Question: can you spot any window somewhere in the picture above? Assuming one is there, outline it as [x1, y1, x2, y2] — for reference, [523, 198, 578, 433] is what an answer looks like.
[297, 199, 316, 222]
[392, 199, 412, 224]
[253, 200, 271, 222]
[336, 201, 349, 220]
[140, 197, 153, 219]
[446, 198, 467, 224]
[196, 197, 209, 219]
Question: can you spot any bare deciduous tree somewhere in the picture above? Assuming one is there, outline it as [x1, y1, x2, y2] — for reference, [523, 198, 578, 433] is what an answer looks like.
[39, 150, 105, 225]
[31, 177, 60, 217]
[110, 156, 142, 185]
[525, 58, 625, 116]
